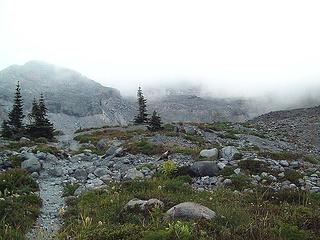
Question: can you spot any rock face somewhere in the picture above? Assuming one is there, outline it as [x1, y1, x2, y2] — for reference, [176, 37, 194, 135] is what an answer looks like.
[0, 61, 135, 133]
[189, 161, 219, 177]
[165, 202, 216, 220]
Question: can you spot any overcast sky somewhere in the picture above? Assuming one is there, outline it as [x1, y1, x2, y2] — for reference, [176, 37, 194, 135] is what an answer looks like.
[1, 0, 320, 97]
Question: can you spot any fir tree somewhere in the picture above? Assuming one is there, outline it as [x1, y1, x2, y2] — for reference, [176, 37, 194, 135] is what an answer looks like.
[1, 120, 12, 138]
[134, 86, 148, 124]
[28, 98, 40, 124]
[147, 111, 163, 131]
[26, 94, 55, 139]
[7, 81, 25, 137]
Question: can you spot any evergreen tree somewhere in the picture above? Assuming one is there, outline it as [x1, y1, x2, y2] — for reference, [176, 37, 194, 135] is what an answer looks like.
[7, 81, 25, 137]
[28, 98, 40, 124]
[134, 86, 148, 124]
[1, 120, 12, 138]
[147, 111, 163, 131]
[26, 94, 55, 139]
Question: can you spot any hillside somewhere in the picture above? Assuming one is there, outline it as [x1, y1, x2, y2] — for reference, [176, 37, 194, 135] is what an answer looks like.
[1, 120, 320, 239]
[251, 106, 320, 154]
[0, 61, 135, 132]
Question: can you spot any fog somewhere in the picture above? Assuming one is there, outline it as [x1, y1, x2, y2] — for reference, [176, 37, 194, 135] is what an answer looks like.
[1, 0, 320, 102]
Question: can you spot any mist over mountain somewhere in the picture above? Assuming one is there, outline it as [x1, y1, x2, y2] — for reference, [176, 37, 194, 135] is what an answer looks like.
[0, 61, 319, 133]
[0, 61, 135, 132]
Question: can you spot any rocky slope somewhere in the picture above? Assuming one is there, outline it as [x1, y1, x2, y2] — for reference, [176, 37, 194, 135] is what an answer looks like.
[150, 95, 252, 123]
[0, 61, 135, 133]
[251, 105, 320, 154]
[0, 61, 269, 134]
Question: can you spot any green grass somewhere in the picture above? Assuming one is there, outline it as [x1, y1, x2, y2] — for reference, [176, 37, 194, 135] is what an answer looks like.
[74, 129, 151, 144]
[125, 139, 201, 157]
[32, 144, 60, 155]
[63, 183, 80, 197]
[304, 155, 320, 164]
[58, 175, 320, 240]
[0, 141, 34, 152]
[0, 169, 41, 239]
[198, 122, 232, 132]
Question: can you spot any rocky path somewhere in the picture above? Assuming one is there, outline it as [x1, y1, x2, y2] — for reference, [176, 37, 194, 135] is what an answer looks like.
[27, 135, 77, 239]
[26, 174, 65, 239]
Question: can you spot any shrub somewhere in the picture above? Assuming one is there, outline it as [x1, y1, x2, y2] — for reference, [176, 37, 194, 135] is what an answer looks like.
[34, 137, 48, 144]
[304, 155, 320, 164]
[8, 155, 23, 168]
[161, 161, 178, 177]
[238, 160, 267, 174]
[279, 223, 316, 240]
[220, 166, 236, 177]
[63, 183, 80, 197]
[283, 170, 303, 184]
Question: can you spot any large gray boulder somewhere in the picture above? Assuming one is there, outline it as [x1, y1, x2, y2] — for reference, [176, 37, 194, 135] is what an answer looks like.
[123, 168, 144, 180]
[165, 202, 216, 220]
[21, 157, 41, 173]
[221, 146, 240, 161]
[189, 161, 219, 177]
[200, 148, 218, 159]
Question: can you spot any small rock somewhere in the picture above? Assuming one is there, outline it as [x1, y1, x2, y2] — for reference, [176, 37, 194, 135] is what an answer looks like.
[123, 168, 144, 180]
[279, 160, 289, 167]
[124, 198, 164, 211]
[217, 162, 226, 170]
[74, 169, 87, 181]
[221, 146, 240, 161]
[234, 168, 241, 175]
[30, 172, 39, 178]
[19, 137, 31, 144]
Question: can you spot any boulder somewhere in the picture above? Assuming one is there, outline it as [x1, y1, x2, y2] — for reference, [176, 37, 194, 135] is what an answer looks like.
[46, 153, 58, 162]
[21, 151, 36, 160]
[125, 198, 164, 211]
[200, 148, 218, 159]
[217, 162, 226, 170]
[49, 167, 63, 177]
[189, 161, 219, 177]
[100, 175, 112, 183]
[74, 169, 87, 181]
[94, 167, 112, 177]
[165, 202, 216, 220]
[279, 160, 289, 167]
[86, 178, 104, 188]
[21, 157, 41, 173]
[123, 168, 144, 180]
[19, 137, 31, 144]
[104, 146, 118, 157]
[74, 185, 86, 196]
[221, 146, 240, 161]
[184, 126, 197, 135]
